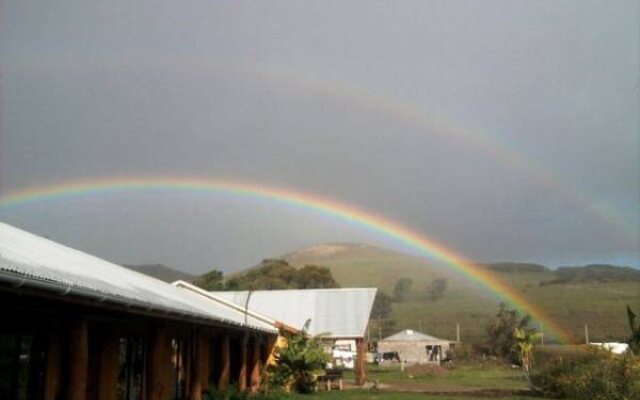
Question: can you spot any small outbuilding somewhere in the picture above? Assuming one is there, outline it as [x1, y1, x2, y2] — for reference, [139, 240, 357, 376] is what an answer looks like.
[377, 329, 455, 365]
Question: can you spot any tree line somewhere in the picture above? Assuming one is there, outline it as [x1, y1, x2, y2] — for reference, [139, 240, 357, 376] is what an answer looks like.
[192, 259, 339, 291]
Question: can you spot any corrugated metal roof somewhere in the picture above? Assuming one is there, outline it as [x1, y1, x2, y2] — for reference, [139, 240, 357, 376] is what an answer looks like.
[210, 288, 377, 338]
[381, 329, 451, 342]
[0, 222, 275, 333]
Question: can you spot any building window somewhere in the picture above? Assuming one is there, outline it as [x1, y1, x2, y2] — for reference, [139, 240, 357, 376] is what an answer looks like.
[117, 337, 145, 400]
[0, 333, 47, 400]
[171, 338, 188, 400]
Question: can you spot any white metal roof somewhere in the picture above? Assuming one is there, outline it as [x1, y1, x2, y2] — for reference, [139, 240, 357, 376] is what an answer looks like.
[381, 329, 451, 342]
[0, 222, 275, 333]
[210, 288, 377, 338]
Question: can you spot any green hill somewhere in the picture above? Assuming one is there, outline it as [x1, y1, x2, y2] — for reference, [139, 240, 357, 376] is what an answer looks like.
[279, 243, 639, 344]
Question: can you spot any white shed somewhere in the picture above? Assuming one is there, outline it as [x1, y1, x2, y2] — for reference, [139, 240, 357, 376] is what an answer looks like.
[378, 329, 455, 365]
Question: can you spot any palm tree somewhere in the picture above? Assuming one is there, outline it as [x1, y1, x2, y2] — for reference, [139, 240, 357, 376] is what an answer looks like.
[514, 327, 541, 378]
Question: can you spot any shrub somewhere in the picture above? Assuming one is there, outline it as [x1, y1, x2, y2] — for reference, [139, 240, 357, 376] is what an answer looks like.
[450, 343, 478, 362]
[533, 345, 590, 370]
[204, 385, 247, 400]
[485, 303, 533, 365]
[531, 347, 640, 399]
[265, 320, 330, 394]
[204, 386, 290, 400]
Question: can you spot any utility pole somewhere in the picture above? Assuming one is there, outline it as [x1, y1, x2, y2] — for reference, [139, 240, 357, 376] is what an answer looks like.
[456, 323, 460, 342]
[584, 324, 589, 344]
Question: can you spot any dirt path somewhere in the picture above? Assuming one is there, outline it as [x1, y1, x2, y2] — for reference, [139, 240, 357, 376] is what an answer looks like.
[342, 381, 537, 398]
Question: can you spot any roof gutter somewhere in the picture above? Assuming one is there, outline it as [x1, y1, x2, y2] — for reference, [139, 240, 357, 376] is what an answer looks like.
[0, 269, 132, 305]
[0, 270, 274, 333]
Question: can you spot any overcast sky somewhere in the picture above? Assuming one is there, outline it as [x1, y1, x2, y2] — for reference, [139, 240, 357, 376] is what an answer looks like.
[1, 1, 638, 273]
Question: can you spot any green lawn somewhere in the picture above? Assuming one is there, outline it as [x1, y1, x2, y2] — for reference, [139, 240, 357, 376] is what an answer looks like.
[364, 363, 530, 391]
[286, 363, 547, 400]
[288, 391, 540, 400]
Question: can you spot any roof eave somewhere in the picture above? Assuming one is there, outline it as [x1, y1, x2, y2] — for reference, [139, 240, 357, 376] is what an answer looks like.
[0, 270, 277, 333]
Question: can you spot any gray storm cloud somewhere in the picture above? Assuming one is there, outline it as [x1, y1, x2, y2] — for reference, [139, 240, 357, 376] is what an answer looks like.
[1, 0, 638, 272]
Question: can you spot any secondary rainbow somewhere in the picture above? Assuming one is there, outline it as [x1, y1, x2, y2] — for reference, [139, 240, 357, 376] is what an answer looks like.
[0, 176, 574, 343]
[7, 54, 633, 240]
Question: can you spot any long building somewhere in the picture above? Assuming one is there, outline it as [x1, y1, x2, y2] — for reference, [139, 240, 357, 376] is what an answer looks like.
[0, 222, 278, 400]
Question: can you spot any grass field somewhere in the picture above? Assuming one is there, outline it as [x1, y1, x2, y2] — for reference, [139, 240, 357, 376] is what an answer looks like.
[366, 364, 528, 390]
[350, 363, 530, 391]
[285, 362, 547, 400]
[289, 392, 540, 400]
[283, 243, 638, 343]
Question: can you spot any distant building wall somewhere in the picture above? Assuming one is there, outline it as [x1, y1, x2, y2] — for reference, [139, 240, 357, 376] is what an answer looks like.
[378, 340, 452, 364]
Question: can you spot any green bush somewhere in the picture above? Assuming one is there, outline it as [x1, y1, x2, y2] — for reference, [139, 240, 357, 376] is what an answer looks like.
[484, 303, 534, 365]
[531, 347, 640, 399]
[450, 343, 479, 362]
[204, 385, 290, 400]
[204, 385, 247, 400]
[532, 345, 591, 375]
[265, 321, 330, 394]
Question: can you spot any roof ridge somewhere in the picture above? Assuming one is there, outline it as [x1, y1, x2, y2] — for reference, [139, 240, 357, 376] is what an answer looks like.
[211, 287, 377, 294]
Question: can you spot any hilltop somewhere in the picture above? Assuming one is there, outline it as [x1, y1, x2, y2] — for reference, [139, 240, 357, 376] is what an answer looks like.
[281, 243, 470, 289]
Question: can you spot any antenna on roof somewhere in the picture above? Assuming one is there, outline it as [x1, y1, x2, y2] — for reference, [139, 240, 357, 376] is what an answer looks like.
[244, 290, 254, 325]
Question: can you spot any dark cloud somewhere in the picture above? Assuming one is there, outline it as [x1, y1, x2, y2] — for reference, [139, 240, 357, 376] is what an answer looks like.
[1, 1, 638, 271]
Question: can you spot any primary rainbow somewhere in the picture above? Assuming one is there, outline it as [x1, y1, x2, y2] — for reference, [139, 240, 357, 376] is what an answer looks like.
[0, 176, 574, 343]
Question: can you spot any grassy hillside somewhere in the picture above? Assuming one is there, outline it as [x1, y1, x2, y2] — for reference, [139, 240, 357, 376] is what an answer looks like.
[280, 243, 639, 344]
[122, 263, 195, 283]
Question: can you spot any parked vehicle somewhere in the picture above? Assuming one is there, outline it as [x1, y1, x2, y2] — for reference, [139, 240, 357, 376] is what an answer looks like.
[374, 351, 401, 364]
[331, 347, 355, 369]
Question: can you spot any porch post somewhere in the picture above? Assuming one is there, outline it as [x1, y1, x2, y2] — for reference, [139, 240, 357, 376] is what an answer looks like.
[217, 334, 230, 391]
[44, 331, 62, 400]
[237, 334, 248, 391]
[249, 336, 261, 392]
[190, 330, 209, 400]
[97, 331, 120, 400]
[201, 334, 210, 392]
[68, 320, 89, 400]
[355, 338, 366, 386]
[146, 325, 173, 400]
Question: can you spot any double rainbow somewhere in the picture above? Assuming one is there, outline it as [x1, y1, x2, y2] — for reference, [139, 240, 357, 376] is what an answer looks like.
[0, 176, 574, 343]
[7, 53, 633, 240]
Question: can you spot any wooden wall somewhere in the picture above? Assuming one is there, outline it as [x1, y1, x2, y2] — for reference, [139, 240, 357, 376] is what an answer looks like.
[0, 290, 276, 400]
